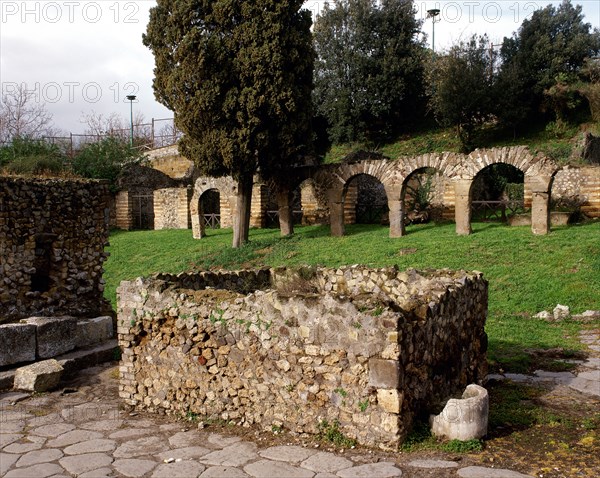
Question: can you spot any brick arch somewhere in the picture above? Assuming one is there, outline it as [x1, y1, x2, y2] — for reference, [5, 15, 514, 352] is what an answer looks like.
[190, 176, 236, 239]
[331, 159, 404, 192]
[465, 147, 560, 184]
[454, 147, 561, 236]
[397, 152, 458, 184]
[311, 160, 404, 238]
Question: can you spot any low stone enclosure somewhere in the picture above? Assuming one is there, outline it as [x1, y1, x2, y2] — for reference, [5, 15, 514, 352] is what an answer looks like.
[117, 266, 488, 449]
[115, 145, 600, 236]
[0, 177, 111, 322]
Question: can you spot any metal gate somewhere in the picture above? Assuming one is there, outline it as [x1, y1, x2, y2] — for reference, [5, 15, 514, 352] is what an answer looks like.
[131, 194, 154, 230]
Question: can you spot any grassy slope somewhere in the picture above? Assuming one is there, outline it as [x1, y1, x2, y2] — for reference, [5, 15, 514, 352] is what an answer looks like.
[105, 222, 600, 372]
[323, 123, 600, 164]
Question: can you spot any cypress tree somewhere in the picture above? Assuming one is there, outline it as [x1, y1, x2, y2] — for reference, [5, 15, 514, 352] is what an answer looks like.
[144, 0, 314, 247]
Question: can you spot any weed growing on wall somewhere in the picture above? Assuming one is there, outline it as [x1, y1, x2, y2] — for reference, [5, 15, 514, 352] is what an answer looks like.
[317, 419, 357, 448]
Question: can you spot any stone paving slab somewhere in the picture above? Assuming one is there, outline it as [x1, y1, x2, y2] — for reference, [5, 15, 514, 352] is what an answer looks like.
[30, 423, 76, 437]
[7, 352, 596, 478]
[300, 451, 353, 473]
[0, 452, 20, 474]
[408, 459, 460, 468]
[157, 445, 212, 460]
[15, 448, 63, 467]
[243, 459, 315, 478]
[59, 452, 113, 475]
[0, 434, 23, 448]
[63, 438, 117, 455]
[113, 435, 167, 458]
[3, 462, 64, 478]
[200, 442, 259, 467]
[46, 429, 103, 448]
[151, 460, 207, 478]
[198, 465, 250, 477]
[337, 461, 403, 477]
[457, 466, 532, 477]
[79, 467, 113, 478]
[80, 419, 125, 431]
[112, 457, 158, 477]
[258, 444, 317, 462]
[3, 440, 44, 454]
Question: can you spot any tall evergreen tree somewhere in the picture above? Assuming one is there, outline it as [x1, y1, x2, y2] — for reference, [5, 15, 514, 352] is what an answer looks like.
[496, 0, 600, 130]
[313, 0, 425, 144]
[143, 0, 314, 247]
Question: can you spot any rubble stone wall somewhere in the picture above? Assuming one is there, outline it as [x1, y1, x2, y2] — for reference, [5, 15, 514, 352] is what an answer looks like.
[154, 188, 192, 230]
[0, 177, 110, 322]
[117, 266, 488, 449]
[552, 166, 600, 217]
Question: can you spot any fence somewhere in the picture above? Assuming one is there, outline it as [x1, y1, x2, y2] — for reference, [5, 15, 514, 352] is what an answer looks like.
[33, 118, 181, 157]
[471, 200, 526, 221]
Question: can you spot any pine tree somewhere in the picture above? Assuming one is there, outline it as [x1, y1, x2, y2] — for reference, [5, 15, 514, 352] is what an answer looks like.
[143, 0, 314, 247]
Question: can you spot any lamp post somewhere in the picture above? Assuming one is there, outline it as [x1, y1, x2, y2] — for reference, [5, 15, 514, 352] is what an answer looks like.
[126, 95, 136, 147]
[427, 8, 441, 54]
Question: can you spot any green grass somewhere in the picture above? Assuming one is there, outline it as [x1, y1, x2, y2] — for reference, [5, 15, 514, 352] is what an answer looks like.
[105, 221, 600, 372]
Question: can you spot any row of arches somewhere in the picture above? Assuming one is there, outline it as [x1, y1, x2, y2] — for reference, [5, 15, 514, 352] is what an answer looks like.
[189, 147, 560, 238]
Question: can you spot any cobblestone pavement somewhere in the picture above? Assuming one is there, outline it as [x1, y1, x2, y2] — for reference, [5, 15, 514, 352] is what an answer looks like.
[1, 328, 598, 478]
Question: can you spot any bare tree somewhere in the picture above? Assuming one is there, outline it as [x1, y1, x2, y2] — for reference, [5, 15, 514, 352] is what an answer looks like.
[155, 118, 182, 148]
[0, 84, 55, 142]
[80, 110, 152, 147]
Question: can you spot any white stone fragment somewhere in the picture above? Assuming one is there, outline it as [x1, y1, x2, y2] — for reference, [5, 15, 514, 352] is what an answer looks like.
[430, 384, 488, 441]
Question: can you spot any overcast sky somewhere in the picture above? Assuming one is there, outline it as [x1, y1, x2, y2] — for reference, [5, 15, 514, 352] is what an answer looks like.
[1, 1, 598, 135]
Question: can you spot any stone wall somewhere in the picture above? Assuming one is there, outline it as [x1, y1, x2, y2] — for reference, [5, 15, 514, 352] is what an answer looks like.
[117, 266, 488, 449]
[146, 145, 194, 180]
[552, 166, 600, 217]
[154, 188, 192, 230]
[0, 177, 111, 322]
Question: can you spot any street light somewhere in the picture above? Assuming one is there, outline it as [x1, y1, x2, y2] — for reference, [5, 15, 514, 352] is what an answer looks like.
[126, 95, 136, 147]
[427, 8, 441, 54]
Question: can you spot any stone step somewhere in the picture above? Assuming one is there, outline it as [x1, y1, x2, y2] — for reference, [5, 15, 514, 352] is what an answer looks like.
[0, 339, 118, 391]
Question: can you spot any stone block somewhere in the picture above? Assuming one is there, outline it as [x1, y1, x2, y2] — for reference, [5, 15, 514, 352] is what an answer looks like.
[553, 304, 570, 321]
[550, 211, 571, 226]
[508, 214, 531, 226]
[14, 359, 64, 392]
[377, 389, 402, 414]
[21, 317, 77, 359]
[57, 339, 119, 378]
[0, 370, 16, 391]
[76, 316, 114, 348]
[368, 359, 400, 389]
[0, 324, 36, 366]
[430, 384, 488, 441]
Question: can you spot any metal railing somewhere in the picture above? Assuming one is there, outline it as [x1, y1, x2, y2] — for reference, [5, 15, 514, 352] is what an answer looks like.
[4, 118, 182, 157]
[471, 200, 526, 221]
[203, 214, 221, 229]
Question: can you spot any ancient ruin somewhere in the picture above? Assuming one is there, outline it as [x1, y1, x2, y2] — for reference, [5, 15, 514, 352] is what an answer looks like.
[0, 177, 112, 322]
[117, 266, 488, 449]
[114, 145, 600, 237]
[0, 177, 116, 391]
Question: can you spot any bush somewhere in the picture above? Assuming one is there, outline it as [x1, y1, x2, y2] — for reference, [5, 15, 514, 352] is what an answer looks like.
[4, 155, 65, 175]
[0, 137, 66, 175]
[71, 137, 144, 191]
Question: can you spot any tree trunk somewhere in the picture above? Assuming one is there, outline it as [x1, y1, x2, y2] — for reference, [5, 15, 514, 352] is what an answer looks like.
[277, 188, 294, 237]
[232, 175, 253, 248]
